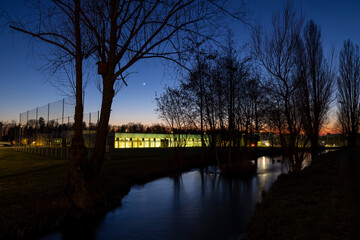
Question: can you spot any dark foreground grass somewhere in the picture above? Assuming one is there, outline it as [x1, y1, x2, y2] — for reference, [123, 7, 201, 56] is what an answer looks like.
[247, 149, 360, 240]
[0, 147, 209, 239]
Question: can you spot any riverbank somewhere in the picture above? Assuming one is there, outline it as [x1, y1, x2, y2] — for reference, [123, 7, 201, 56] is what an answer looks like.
[246, 148, 360, 239]
[0, 147, 207, 239]
[0, 147, 279, 239]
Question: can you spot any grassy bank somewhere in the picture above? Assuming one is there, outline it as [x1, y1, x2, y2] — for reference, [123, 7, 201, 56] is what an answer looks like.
[0, 146, 282, 239]
[0, 147, 209, 239]
[247, 149, 360, 239]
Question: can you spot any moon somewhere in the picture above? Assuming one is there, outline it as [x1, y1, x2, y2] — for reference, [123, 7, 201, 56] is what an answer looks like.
[142, 82, 146, 86]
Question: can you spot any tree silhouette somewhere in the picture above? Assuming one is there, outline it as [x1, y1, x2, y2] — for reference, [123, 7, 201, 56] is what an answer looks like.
[156, 86, 196, 146]
[296, 20, 335, 161]
[337, 39, 360, 147]
[252, 2, 306, 172]
[9, 0, 94, 206]
[79, 1, 240, 201]
[181, 48, 209, 149]
[39, 117, 46, 134]
[10, 0, 239, 207]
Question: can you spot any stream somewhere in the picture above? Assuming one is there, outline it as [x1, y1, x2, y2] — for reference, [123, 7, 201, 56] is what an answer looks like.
[43, 155, 287, 240]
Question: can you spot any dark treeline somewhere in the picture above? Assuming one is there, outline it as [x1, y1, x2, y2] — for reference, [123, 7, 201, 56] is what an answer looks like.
[155, 3, 360, 174]
[109, 122, 169, 134]
[1, 121, 20, 143]
[3, 119, 172, 143]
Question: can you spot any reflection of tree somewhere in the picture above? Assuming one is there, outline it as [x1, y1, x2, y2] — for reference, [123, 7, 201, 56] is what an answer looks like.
[172, 175, 183, 205]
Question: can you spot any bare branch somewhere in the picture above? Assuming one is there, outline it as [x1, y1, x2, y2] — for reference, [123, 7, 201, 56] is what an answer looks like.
[9, 25, 76, 56]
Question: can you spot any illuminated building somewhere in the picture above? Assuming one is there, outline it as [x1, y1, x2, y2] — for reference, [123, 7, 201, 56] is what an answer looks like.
[114, 133, 208, 148]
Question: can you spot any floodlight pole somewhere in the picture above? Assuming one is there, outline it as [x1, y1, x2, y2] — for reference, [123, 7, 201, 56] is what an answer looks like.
[62, 98, 65, 125]
[19, 113, 21, 146]
[36, 107, 38, 146]
[89, 112, 91, 148]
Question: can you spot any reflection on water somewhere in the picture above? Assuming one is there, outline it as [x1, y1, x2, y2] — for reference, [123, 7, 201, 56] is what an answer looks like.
[44, 156, 286, 240]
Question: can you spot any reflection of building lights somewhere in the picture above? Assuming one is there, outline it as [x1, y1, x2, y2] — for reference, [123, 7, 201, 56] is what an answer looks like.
[262, 156, 266, 166]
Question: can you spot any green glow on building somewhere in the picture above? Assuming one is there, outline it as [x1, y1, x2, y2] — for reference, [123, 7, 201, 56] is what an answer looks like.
[114, 133, 209, 148]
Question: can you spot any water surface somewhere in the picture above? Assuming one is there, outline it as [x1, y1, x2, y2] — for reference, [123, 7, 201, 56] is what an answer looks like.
[44, 156, 286, 240]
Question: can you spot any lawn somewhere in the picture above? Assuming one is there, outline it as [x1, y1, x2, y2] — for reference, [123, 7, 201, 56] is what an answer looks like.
[246, 149, 360, 239]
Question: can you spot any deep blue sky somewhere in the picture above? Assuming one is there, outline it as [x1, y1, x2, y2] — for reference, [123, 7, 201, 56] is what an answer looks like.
[1, 0, 360, 126]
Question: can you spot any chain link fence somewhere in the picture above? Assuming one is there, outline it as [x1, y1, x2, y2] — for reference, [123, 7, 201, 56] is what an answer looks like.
[18, 97, 99, 150]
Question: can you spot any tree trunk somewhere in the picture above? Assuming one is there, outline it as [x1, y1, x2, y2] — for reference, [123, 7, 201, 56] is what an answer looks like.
[311, 134, 319, 162]
[92, 78, 115, 179]
[68, 137, 96, 208]
[349, 132, 357, 147]
[66, 0, 105, 208]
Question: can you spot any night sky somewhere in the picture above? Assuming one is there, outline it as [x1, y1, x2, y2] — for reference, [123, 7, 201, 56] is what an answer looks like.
[1, 0, 360, 126]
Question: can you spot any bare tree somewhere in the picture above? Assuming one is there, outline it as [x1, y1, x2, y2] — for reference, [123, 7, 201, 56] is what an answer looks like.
[236, 71, 268, 149]
[252, 2, 307, 172]
[181, 49, 209, 149]
[155, 86, 196, 148]
[10, 0, 236, 207]
[337, 39, 360, 147]
[80, 0, 237, 204]
[9, 0, 99, 206]
[296, 20, 335, 160]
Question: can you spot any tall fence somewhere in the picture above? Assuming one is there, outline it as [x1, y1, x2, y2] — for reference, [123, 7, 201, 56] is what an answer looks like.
[18, 97, 99, 148]
[20, 97, 75, 128]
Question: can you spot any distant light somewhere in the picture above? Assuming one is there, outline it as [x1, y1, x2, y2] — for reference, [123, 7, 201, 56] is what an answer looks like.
[142, 82, 146, 86]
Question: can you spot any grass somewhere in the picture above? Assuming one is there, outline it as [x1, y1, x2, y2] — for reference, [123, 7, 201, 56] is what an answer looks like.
[3, 146, 349, 239]
[0, 147, 207, 239]
[0, 150, 68, 239]
[246, 148, 360, 239]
